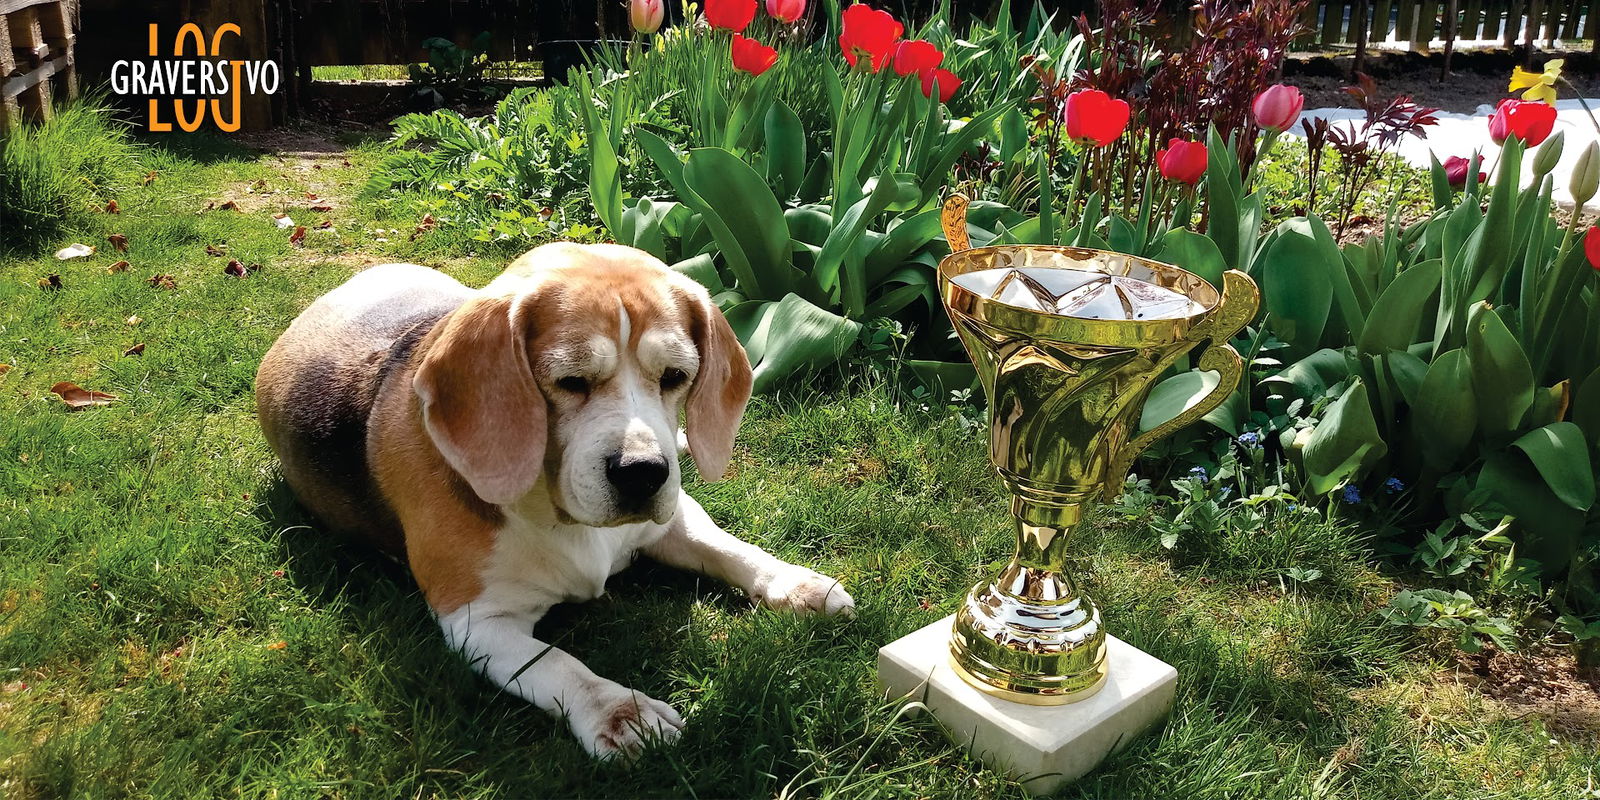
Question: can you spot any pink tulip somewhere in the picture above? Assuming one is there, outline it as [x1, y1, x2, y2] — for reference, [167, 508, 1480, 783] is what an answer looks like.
[630, 0, 664, 34]
[766, 0, 805, 23]
[1252, 84, 1304, 132]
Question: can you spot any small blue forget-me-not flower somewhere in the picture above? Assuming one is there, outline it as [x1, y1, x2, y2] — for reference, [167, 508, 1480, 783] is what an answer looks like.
[1341, 485, 1362, 504]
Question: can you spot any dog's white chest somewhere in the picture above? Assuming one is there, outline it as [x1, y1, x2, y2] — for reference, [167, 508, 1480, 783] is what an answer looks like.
[480, 514, 665, 611]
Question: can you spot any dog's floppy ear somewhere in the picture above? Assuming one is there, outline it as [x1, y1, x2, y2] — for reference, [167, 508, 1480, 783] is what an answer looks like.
[414, 295, 546, 505]
[685, 295, 752, 481]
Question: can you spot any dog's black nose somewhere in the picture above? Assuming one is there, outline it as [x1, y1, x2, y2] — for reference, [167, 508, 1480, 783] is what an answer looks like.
[606, 452, 669, 506]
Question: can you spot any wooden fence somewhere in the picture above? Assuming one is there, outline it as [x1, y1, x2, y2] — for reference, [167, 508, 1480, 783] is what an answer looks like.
[1, 0, 77, 130]
[1292, 0, 1600, 73]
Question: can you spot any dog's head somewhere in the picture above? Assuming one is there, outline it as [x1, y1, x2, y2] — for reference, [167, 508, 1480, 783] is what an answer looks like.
[412, 243, 751, 526]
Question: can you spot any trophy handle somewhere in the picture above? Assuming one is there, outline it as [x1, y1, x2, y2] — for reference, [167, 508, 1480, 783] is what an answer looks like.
[1104, 269, 1261, 500]
[942, 193, 972, 253]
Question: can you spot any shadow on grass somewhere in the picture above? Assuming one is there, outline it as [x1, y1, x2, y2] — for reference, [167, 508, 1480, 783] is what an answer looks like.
[135, 130, 261, 164]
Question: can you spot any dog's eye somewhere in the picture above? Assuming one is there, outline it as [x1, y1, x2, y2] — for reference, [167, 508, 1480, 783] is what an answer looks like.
[555, 376, 590, 394]
[660, 368, 688, 391]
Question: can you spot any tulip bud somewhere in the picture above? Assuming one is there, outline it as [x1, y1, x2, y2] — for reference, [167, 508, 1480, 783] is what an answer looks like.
[630, 0, 664, 33]
[1252, 85, 1304, 133]
[1572, 142, 1600, 207]
[766, 0, 805, 23]
[1533, 129, 1565, 176]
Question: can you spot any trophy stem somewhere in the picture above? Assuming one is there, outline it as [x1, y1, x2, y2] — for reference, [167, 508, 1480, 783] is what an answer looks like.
[949, 509, 1109, 704]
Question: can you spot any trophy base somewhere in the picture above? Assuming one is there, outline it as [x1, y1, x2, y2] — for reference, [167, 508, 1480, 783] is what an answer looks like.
[878, 615, 1177, 795]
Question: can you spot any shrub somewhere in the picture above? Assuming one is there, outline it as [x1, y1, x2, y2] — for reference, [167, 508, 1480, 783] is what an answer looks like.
[0, 100, 139, 255]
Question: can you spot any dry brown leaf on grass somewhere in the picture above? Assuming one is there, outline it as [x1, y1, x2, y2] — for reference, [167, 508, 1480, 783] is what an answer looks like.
[247, 179, 267, 193]
[341, 159, 352, 167]
[147, 274, 177, 290]
[223, 260, 258, 278]
[125, 315, 142, 326]
[315, 219, 334, 229]
[107, 260, 130, 273]
[289, 226, 307, 246]
[105, 199, 120, 214]
[50, 381, 117, 409]
[409, 213, 437, 241]
[38, 274, 62, 290]
[305, 192, 318, 201]
[265, 641, 287, 651]
[107, 233, 129, 253]
[142, 170, 158, 185]
[0, 364, 13, 378]
[218, 200, 240, 212]
[55, 243, 94, 260]
[273, 213, 295, 229]
[123, 343, 145, 357]
[205, 244, 228, 257]
[309, 204, 333, 212]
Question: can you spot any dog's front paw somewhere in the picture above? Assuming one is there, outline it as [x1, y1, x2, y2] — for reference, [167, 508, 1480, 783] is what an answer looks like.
[752, 564, 855, 617]
[571, 680, 684, 760]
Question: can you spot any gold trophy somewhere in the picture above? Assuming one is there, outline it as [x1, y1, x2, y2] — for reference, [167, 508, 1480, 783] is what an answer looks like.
[936, 194, 1259, 704]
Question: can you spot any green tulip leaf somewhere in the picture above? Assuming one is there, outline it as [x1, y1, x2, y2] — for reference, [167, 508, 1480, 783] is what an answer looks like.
[1159, 228, 1226, 289]
[749, 294, 862, 393]
[1466, 302, 1534, 437]
[1302, 379, 1388, 495]
[1139, 369, 1239, 435]
[1257, 221, 1333, 357]
[1511, 422, 1596, 510]
[1411, 347, 1477, 472]
[1261, 348, 1351, 400]
[671, 252, 723, 294]
[763, 101, 806, 199]
[1358, 259, 1441, 355]
[1572, 365, 1600, 447]
[683, 147, 794, 300]
[1478, 451, 1583, 573]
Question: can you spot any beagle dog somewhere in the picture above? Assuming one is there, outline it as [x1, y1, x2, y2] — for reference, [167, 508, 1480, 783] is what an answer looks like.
[255, 242, 854, 758]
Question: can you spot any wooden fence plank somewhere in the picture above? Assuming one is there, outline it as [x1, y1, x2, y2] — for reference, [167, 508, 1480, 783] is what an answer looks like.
[1321, 0, 1345, 44]
[1543, 0, 1561, 43]
[1463, 0, 1484, 38]
[1397, 0, 1417, 39]
[1585, 0, 1600, 39]
[1373, 0, 1394, 43]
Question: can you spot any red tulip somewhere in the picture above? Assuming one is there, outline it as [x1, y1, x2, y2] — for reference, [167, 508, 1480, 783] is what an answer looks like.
[1490, 98, 1557, 146]
[1156, 138, 1208, 185]
[766, 0, 805, 23]
[730, 34, 779, 76]
[630, 0, 664, 33]
[1586, 227, 1600, 271]
[919, 68, 960, 103]
[1252, 84, 1304, 132]
[706, 0, 757, 32]
[892, 39, 942, 77]
[838, 4, 902, 72]
[1442, 155, 1484, 188]
[1063, 90, 1130, 148]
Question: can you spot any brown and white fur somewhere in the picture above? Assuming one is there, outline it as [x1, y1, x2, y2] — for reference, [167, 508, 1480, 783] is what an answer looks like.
[255, 242, 853, 758]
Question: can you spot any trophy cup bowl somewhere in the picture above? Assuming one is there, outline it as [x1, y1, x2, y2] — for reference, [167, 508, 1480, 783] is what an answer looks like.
[936, 195, 1259, 704]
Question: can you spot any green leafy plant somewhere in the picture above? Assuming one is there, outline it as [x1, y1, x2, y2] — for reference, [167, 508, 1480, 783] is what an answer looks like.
[1380, 589, 1517, 653]
[1241, 132, 1600, 653]
[409, 32, 494, 104]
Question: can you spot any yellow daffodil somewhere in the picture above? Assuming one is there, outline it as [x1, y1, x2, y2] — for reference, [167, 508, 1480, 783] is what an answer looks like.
[1510, 59, 1563, 104]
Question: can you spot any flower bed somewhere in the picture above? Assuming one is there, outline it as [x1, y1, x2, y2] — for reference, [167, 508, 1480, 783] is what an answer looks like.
[362, 0, 1600, 661]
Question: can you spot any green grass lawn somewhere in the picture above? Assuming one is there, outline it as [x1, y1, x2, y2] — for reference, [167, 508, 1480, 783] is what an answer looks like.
[1, 127, 1595, 799]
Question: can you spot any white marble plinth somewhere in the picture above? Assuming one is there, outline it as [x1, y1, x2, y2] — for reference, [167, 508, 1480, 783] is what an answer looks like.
[877, 615, 1177, 796]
